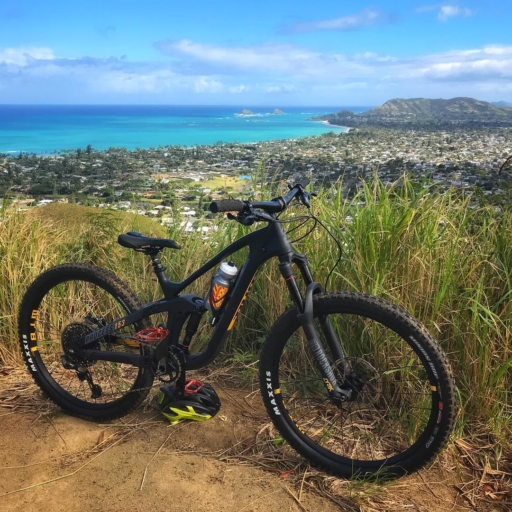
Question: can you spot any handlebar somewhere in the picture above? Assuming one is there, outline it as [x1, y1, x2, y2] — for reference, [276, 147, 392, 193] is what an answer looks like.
[209, 199, 245, 213]
[209, 178, 310, 215]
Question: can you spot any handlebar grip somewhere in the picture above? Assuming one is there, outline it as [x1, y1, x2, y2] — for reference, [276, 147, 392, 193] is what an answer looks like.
[298, 177, 310, 188]
[209, 200, 245, 213]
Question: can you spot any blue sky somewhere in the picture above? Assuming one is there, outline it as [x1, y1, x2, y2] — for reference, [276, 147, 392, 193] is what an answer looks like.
[1, 1, 510, 105]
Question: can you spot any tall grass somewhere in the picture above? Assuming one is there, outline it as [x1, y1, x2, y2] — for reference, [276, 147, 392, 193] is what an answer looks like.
[314, 179, 511, 443]
[1, 179, 511, 446]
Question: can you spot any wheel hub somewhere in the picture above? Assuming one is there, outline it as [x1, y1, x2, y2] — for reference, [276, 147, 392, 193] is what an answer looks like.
[334, 357, 382, 404]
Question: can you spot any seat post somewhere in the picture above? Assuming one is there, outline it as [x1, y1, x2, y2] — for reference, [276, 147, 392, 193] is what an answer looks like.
[148, 250, 169, 285]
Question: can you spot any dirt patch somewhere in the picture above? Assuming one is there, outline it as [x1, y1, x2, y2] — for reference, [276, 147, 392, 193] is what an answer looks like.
[0, 372, 493, 511]
[0, 385, 338, 512]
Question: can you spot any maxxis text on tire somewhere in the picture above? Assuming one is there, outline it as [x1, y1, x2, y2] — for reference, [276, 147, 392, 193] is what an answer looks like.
[259, 292, 457, 478]
[18, 263, 154, 421]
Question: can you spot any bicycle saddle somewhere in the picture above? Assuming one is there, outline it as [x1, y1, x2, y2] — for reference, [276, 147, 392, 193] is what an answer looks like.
[117, 231, 181, 251]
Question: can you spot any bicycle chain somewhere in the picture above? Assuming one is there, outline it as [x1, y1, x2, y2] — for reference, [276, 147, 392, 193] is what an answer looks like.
[63, 323, 183, 398]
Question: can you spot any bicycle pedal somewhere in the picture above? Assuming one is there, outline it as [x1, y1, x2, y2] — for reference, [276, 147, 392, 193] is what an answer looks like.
[134, 327, 170, 343]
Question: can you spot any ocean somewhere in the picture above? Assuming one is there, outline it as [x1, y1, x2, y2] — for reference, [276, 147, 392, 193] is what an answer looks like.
[0, 105, 370, 154]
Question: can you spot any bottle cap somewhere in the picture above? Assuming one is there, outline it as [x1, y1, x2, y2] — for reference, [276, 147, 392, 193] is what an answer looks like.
[219, 261, 238, 278]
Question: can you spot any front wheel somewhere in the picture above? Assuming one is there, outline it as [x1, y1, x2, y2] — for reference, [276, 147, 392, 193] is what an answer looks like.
[259, 292, 457, 478]
[18, 263, 154, 421]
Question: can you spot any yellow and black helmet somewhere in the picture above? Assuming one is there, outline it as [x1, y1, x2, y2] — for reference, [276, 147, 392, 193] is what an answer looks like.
[157, 378, 221, 425]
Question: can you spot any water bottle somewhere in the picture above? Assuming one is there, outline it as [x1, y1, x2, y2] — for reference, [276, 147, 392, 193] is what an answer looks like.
[205, 261, 238, 316]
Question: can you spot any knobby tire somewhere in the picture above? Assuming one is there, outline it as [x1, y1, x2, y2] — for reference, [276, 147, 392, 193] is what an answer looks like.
[18, 263, 154, 421]
[259, 292, 456, 478]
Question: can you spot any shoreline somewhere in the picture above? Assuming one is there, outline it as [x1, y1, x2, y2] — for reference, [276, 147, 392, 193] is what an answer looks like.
[0, 105, 363, 156]
[320, 120, 352, 131]
[3, 130, 352, 158]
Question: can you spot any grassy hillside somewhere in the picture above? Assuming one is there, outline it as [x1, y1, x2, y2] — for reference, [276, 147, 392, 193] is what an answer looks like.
[1, 181, 511, 462]
[310, 97, 512, 128]
[366, 97, 512, 118]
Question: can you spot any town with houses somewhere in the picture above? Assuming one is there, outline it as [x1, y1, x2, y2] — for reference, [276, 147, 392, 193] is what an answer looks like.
[1, 126, 512, 231]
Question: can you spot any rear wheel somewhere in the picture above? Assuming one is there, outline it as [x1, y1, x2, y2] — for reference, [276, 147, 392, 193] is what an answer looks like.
[259, 292, 456, 478]
[18, 264, 154, 421]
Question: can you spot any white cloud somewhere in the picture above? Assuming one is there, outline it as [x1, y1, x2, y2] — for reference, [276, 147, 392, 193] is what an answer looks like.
[158, 40, 377, 80]
[161, 39, 512, 85]
[416, 4, 473, 21]
[264, 84, 298, 93]
[438, 5, 473, 21]
[2, 40, 512, 103]
[412, 45, 512, 81]
[193, 77, 223, 93]
[159, 39, 325, 74]
[0, 46, 55, 66]
[97, 70, 180, 93]
[292, 8, 386, 33]
[229, 85, 248, 93]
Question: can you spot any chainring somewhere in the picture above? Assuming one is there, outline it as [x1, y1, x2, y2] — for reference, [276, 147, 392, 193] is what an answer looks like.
[155, 348, 183, 384]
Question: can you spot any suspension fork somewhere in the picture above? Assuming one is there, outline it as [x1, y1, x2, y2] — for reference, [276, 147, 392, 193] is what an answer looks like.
[279, 255, 351, 402]
[290, 254, 346, 363]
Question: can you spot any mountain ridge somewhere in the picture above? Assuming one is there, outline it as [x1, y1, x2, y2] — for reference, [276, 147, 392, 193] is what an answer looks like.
[309, 96, 512, 128]
[364, 97, 512, 117]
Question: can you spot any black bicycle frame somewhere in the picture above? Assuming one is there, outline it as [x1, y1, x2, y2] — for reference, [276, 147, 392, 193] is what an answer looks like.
[78, 221, 297, 366]
[76, 218, 347, 396]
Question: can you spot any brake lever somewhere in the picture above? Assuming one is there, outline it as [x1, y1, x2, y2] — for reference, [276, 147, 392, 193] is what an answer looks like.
[253, 210, 276, 222]
[229, 211, 256, 226]
[298, 191, 313, 209]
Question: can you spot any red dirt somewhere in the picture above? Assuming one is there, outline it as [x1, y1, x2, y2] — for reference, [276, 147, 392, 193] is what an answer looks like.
[0, 375, 484, 511]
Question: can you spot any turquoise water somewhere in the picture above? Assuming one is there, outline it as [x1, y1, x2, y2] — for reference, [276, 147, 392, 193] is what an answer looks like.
[0, 105, 369, 154]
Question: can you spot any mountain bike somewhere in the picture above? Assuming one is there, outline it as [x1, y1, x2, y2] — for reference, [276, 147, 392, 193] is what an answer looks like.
[18, 179, 456, 478]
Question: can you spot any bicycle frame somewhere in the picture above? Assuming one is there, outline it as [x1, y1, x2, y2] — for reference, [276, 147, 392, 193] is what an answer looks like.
[77, 219, 320, 371]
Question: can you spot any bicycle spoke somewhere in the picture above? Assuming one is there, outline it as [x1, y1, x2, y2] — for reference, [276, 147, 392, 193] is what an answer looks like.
[33, 279, 144, 404]
[276, 309, 436, 462]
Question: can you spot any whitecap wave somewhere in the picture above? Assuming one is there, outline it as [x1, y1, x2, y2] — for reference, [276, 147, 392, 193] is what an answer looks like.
[234, 112, 276, 118]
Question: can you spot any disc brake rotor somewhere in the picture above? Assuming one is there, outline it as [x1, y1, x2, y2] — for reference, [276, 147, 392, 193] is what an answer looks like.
[334, 357, 382, 405]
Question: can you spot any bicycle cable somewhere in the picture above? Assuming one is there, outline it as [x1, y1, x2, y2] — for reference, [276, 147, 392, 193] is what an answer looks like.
[244, 189, 343, 291]
[310, 212, 343, 291]
[268, 209, 315, 241]
[285, 186, 343, 290]
[288, 217, 317, 244]
[274, 206, 343, 291]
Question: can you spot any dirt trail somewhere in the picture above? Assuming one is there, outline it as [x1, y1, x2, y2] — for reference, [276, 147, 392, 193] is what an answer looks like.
[0, 378, 475, 512]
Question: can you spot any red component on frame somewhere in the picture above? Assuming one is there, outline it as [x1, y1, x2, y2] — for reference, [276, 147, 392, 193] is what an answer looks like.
[133, 327, 170, 343]
[184, 378, 205, 394]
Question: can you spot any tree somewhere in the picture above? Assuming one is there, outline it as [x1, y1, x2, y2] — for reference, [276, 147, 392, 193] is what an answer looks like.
[29, 182, 53, 195]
